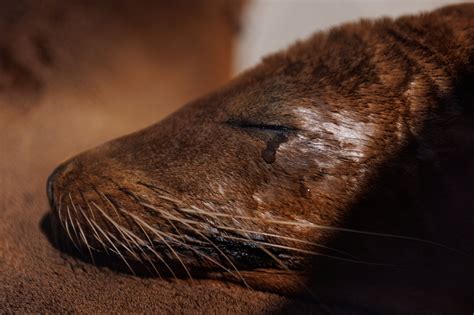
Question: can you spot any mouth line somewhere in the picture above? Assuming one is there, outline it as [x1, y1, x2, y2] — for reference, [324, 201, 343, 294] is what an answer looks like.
[150, 235, 306, 271]
[45, 211, 305, 277]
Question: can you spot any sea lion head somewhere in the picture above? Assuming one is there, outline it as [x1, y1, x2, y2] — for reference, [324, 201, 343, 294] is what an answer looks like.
[46, 4, 473, 293]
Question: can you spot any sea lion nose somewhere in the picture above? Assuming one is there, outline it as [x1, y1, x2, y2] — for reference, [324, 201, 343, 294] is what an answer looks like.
[46, 161, 70, 209]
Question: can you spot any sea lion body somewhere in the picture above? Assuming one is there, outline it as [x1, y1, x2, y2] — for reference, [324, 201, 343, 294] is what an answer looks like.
[47, 4, 474, 313]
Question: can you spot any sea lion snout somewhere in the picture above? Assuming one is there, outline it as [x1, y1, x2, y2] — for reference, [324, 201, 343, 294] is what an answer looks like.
[44, 98, 339, 277]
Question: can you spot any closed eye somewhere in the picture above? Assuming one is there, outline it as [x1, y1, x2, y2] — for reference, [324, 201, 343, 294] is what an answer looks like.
[225, 119, 299, 133]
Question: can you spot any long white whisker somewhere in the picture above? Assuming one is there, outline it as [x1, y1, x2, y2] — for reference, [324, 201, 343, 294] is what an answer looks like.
[122, 209, 250, 282]
[94, 205, 163, 279]
[91, 201, 142, 261]
[65, 205, 82, 252]
[69, 195, 97, 264]
[222, 234, 388, 266]
[89, 219, 136, 275]
[120, 187, 187, 244]
[77, 222, 96, 264]
[147, 207, 386, 266]
[98, 193, 139, 252]
[79, 204, 109, 253]
[121, 210, 178, 280]
[177, 206, 358, 259]
[120, 210, 194, 283]
[142, 203, 250, 288]
[254, 240, 325, 308]
[147, 204, 464, 255]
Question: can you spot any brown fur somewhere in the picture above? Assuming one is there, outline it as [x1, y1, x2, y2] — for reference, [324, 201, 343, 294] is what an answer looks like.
[46, 3, 474, 313]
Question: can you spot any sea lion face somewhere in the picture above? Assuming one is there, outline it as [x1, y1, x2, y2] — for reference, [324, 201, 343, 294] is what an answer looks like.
[46, 6, 472, 288]
[47, 35, 385, 278]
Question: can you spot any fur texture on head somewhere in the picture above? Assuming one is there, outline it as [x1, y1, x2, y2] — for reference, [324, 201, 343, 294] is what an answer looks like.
[47, 4, 474, 312]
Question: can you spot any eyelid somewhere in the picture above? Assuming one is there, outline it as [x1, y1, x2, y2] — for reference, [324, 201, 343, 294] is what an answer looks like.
[224, 119, 299, 133]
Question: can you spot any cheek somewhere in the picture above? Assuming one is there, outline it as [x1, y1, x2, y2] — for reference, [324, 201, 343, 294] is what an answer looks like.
[242, 144, 315, 219]
[172, 136, 269, 204]
[256, 136, 365, 218]
[275, 136, 328, 178]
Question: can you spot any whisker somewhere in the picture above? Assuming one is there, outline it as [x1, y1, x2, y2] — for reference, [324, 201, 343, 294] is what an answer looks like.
[56, 193, 64, 228]
[120, 210, 178, 280]
[99, 191, 121, 219]
[64, 205, 82, 252]
[254, 241, 326, 309]
[223, 234, 388, 266]
[94, 206, 163, 279]
[122, 209, 250, 283]
[179, 206, 358, 259]
[89, 219, 136, 275]
[102, 190, 178, 279]
[148, 204, 464, 255]
[79, 191, 96, 222]
[83, 202, 110, 254]
[120, 210, 194, 282]
[154, 194, 183, 206]
[159, 231, 241, 280]
[146, 206, 385, 266]
[140, 250, 163, 280]
[91, 201, 142, 261]
[77, 221, 96, 265]
[51, 192, 60, 248]
[77, 205, 100, 244]
[136, 182, 175, 200]
[69, 194, 97, 264]
[120, 187, 187, 244]
[105, 228, 142, 262]
[142, 203, 250, 288]
[87, 188, 172, 278]
[92, 195, 140, 251]
[66, 194, 83, 248]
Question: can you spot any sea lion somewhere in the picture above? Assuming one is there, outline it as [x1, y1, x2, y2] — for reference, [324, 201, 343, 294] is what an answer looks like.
[46, 4, 474, 313]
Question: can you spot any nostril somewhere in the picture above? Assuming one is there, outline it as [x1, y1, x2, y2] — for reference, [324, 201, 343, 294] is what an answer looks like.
[46, 161, 70, 209]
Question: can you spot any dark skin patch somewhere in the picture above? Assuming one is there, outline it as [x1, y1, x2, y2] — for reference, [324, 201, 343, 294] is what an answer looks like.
[261, 133, 288, 164]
